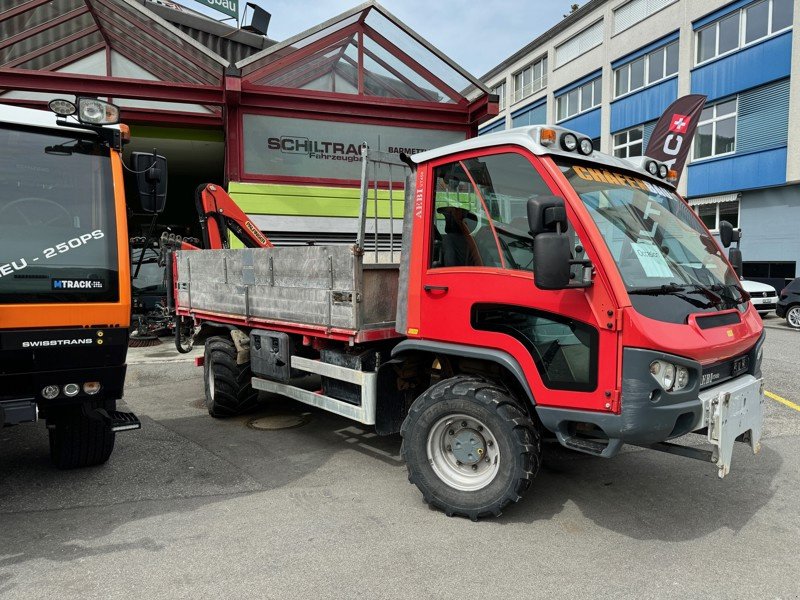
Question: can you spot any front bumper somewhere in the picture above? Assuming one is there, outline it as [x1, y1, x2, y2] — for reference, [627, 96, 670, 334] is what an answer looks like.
[0, 364, 126, 406]
[751, 297, 777, 311]
[536, 344, 765, 477]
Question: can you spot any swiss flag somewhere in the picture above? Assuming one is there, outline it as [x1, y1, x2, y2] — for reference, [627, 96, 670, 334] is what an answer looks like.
[669, 114, 691, 133]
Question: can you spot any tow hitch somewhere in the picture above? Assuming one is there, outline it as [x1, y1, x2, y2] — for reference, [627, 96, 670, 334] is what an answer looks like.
[638, 375, 764, 477]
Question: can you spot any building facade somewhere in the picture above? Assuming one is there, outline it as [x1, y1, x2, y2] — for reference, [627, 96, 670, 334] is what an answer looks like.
[1, 0, 495, 243]
[480, 0, 799, 285]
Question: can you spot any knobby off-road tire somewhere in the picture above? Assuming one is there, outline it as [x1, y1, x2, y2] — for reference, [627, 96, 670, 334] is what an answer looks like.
[204, 336, 259, 417]
[401, 375, 541, 520]
[48, 400, 116, 469]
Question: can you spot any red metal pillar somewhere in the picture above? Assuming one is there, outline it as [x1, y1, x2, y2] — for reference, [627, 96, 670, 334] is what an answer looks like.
[224, 73, 243, 185]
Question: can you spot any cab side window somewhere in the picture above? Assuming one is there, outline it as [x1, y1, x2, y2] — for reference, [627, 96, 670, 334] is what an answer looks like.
[460, 153, 554, 272]
[430, 161, 501, 268]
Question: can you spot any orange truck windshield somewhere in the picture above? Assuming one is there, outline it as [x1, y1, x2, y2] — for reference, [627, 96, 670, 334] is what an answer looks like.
[0, 124, 119, 304]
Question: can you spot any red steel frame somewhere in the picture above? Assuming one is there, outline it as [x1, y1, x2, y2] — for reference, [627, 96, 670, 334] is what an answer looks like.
[1, 0, 496, 175]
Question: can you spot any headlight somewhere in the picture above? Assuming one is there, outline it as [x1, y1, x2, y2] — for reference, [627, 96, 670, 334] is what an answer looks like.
[649, 360, 688, 391]
[77, 97, 120, 125]
[560, 133, 578, 152]
[63, 383, 80, 397]
[646, 160, 659, 176]
[674, 366, 689, 391]
[578, 137, 594, 155]
[42, 385, 60, 400]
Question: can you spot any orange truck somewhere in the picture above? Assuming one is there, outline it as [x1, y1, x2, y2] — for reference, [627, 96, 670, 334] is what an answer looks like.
[0, 99, 163, 468]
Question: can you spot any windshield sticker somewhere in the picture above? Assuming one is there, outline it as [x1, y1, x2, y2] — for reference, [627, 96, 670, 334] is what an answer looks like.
[631, 241, 674, 278]
[0, 229, 105, 280]
[52, 278, 105, 290]
[572, 166, 673, 199]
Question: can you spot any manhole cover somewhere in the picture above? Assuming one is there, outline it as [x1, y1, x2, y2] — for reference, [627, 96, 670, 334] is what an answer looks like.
[247, 414, 310, 430]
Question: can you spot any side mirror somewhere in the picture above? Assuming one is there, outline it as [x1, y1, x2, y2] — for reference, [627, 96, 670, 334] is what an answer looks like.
[132, 151, 168, 214]
[718, 220, 740, 248]
[534, 233, 572, 290]
[728, 247, 743, 276]
[527, 195, 569, 235]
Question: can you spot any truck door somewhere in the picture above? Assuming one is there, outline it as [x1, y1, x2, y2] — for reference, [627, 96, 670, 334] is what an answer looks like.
[416, 147, 617, 412]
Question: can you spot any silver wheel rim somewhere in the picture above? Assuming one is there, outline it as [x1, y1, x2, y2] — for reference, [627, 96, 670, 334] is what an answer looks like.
[208, 367, 215, 401]
[788, 307, 800, 328]
[426, 413, 500, 492]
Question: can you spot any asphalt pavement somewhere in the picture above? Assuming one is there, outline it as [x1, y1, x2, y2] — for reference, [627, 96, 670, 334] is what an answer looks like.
[1, 320, 799, 599]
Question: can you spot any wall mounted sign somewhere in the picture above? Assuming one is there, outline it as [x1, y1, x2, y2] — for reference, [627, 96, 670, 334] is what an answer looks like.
[242, 114, 466, 181]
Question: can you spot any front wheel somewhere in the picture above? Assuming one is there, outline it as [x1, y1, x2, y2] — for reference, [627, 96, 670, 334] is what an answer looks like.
[48, 401, 116, 469]
[786, 305, 800, 329]
[203, 336, 259, 417]
[401, 376, 540, 520]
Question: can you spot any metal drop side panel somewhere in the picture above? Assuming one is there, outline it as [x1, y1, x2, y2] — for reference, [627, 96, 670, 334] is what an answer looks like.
[175, 245, 400, 332]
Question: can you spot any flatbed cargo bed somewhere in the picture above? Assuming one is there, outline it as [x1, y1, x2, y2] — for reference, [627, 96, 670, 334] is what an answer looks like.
[174, 245, 403, 343]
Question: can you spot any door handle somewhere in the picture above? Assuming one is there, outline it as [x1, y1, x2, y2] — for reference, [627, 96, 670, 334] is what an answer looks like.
[424, 285, 449, 292]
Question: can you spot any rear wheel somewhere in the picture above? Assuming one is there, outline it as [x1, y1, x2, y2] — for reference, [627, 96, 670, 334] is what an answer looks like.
[48, 400, 116, 469]
[401, 375, 540, 520]
[786, 305, 800, 329]
[203, 336, 259, 417]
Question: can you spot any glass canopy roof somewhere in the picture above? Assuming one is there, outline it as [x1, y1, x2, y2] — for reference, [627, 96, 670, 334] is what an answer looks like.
[0, 0, 228, 84]
[237, 2, 487, 104]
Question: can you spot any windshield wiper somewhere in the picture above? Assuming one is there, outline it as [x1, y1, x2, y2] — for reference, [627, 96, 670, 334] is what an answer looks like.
[628, 283, 720, 309]
[628, 283, 687, 295]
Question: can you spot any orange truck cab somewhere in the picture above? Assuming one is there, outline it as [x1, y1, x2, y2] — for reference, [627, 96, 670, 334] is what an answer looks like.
[0, 100, 148, 469]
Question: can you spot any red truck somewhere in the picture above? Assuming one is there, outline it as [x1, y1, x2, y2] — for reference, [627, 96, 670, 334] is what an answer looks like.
[169, 126, 764, 520]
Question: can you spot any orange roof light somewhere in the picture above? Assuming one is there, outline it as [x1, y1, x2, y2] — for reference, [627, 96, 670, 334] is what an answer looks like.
[119, 123, 130, 144]
[539, 128, 557, 146]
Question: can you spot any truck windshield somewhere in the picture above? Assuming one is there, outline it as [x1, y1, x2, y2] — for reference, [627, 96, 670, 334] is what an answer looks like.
[557, 160, 747, 323]
[0, 124, 118, 304]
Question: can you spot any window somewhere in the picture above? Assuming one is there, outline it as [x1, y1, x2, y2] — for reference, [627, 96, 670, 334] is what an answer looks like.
[614, 0, 678, 34]
[743, 261, 796, 279]
[612, 126, 644, 158]
[512, 56, 547, 103]
[492, 81, 506, 110]
[693, 99, 737, 159]
[690, 196, 740, 230]
[695, 0, 794, 65]
[556, 77, 601, 121]
[614, 41, 678, 97]
[555, 20, 603, 67]
[430, 153, 553, 270]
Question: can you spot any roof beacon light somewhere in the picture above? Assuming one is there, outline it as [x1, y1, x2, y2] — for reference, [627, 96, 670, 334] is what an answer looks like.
[539, 128, 557, 147]
[48, 98, 76, 116]
[578, 138, 593, 155]
[666, 169, 679, 184]
[77, 97, 120, 125]
[560, 133, 578, 152]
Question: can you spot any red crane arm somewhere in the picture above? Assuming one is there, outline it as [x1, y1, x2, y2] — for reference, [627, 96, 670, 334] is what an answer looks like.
[195, 183, 273, 249]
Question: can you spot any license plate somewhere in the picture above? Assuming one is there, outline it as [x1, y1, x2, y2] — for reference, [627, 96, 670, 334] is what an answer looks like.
[732, 356, 749, 376]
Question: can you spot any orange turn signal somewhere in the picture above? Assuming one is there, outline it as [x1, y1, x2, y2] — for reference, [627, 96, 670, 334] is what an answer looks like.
[539, 128, 557, 146]
[119, 123, 131, 144]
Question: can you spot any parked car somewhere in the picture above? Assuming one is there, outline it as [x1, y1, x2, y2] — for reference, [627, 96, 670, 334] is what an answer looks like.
[776, 277, 800, 329]
[740, 279, 778, 316]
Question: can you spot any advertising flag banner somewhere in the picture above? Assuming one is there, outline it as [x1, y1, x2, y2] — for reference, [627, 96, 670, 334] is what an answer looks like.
[193, 0, 238, 19]
[644, 94, 707, 179]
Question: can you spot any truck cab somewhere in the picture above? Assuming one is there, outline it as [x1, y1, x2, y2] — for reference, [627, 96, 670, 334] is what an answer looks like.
[0, 100, 144, 468]
[399, 125, 763, 470]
